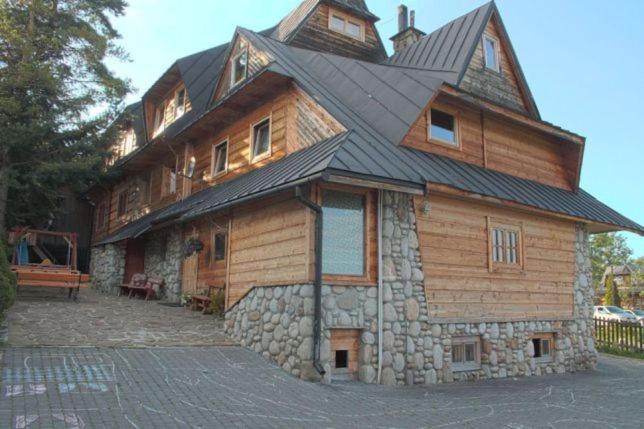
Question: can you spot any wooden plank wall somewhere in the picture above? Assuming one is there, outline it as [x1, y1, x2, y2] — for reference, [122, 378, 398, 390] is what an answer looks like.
[402, 95, 574, 190]
[184, 216, 229, 292]
[415, 194, 576, 321]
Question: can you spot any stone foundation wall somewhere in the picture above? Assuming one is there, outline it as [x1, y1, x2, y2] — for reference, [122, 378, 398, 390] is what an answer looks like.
[89, 242, 125, 294]
[143, 226, 183, 303]
[224, 191, 597, 385]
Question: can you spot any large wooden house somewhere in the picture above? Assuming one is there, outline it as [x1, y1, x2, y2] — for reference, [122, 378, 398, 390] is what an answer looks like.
[88, 0, 643, 384]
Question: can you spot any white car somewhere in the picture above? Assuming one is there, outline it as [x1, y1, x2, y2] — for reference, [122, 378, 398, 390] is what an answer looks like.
[624, 309, 644, 326]
[594, 306, 638, 323]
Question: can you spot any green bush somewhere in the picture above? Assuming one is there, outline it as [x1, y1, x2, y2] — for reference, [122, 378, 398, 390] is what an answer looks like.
[208, 288, 225, 316]
[0, 236, 16, 321]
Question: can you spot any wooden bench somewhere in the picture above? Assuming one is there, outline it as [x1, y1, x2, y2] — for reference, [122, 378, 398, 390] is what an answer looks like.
[11, 266, 90, 301]
[191, 285, 224, 314]
[121, 274, 163, 300]
[120, 273, 147, 298]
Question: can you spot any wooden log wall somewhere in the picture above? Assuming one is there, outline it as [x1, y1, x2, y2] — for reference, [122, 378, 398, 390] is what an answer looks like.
[414, 194, 576, 321]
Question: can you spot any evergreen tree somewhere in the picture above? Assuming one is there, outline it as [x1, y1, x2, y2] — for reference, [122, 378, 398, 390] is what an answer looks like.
[0, 0, 131, 233]
[603, 272, 615, 306]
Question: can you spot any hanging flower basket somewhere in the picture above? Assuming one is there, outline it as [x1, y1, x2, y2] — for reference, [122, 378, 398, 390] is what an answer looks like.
[183, 238, 204, 257]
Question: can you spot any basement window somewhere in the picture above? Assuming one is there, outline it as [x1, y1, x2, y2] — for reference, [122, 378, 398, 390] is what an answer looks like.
[334, 350, 348, 369]
[428, 108, 458, 146]
[231, 49, 248, 87]
[211, 139, 228, 177]
[483, 34, 500, 72]
[532, 333, 554, 362]
[251, 117, 271, 161]
[452, 336, 481, 371]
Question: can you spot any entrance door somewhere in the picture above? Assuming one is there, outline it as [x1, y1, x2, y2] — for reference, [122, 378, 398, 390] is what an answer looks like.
[123, 239, 145, 284]
[182, 252, 199, 295]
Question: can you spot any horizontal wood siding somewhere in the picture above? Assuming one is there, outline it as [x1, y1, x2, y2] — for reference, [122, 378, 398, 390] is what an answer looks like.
[415, 194, 575, 321]
[402, 95, 574, 190]
[227, 198, 310, 307]
[185, 217, 229, 292]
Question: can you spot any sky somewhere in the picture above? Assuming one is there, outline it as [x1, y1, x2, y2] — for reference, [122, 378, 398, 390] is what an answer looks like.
[107, 0, 644, 257]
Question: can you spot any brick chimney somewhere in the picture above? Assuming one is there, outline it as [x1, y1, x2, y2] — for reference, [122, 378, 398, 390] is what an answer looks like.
[390, 4, 425, 53]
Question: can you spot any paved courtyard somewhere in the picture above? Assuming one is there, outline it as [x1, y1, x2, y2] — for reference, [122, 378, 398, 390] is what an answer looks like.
[5, 288, 232, 347]
[1, 289, 643, 428]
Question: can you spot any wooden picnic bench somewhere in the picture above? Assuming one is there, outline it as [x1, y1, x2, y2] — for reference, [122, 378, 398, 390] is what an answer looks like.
[120, 274, 163, 300]
[191, 285, 224, 314]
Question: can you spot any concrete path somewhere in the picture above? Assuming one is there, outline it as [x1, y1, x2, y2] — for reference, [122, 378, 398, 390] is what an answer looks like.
[5, 288, 232, 347]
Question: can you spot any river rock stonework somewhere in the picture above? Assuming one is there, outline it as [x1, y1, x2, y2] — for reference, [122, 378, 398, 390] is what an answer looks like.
[143, 226, 183, 303]
[224, 191, 597, 385]
[90, 242, 125, 294]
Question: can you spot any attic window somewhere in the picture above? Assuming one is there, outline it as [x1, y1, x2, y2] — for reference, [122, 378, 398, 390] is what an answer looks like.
[231, 49, 248, 87]
[428, 108, 458, 146]
[328, 8, 364, 41]
[251, 117, 271, 161]
[175, 87, 186, 118]
[211, 139, 228, 177]
[483, 34, 500, 72]
[153, 105, 165, 137]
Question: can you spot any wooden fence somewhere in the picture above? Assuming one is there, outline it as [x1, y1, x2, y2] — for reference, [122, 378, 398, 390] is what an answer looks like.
[594, 318, 643, 352]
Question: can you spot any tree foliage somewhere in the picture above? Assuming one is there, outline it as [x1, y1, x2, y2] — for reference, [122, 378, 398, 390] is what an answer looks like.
[589, 233, 633, 289]
[0, 0, 131, 233]
[0, 235, 16, 320]
[602, 273, 621, 307]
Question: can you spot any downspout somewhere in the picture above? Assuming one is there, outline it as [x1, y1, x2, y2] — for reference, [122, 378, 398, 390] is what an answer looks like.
[377, 189, 384, 383]
[295, 185, 326, 375]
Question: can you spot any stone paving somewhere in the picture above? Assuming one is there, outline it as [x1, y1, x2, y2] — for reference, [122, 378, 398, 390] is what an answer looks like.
[0, 347, 642, 428]
[5, 288, 231, 347]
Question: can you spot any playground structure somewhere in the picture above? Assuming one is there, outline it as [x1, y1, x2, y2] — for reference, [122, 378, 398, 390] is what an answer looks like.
[9, 227, 90, 300]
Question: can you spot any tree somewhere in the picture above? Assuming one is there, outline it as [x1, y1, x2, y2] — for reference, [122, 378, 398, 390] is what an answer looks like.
[0, 234, 16, 319]
[0, 0, 131, 234]
[602, 272, 621, 307]
[589, 233, 633, 289]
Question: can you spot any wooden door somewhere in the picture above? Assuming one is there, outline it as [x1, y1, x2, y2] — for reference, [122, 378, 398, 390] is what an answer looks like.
[123, 239, 145, 284]
[182, 252, 199, 294]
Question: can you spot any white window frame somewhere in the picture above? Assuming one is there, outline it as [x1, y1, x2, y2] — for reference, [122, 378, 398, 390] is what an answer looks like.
[174, 86, 187, 119]
[250, 116, 272, 163]
[327, 8, 365, 42]
[483, 34, 501, 73]
[427, 107, 460, 148]
[451, 336, 481, 372]
[230, 49, 249, 88]
[211, 138, 229, 178]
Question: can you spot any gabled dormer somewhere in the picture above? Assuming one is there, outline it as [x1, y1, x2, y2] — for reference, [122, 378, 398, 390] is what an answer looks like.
[143, 64, 192, 140]
[272, 0, 386, 63]
[106, 102, 145, 166]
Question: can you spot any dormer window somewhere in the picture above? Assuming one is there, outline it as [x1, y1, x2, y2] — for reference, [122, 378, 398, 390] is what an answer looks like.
[483, 34, 500, 72]
[250, 117, 271, 162]
[174, 87, 186, 119]
[328, 8, 364, 41]
[211, 139, 228, 177]
[231, 49, 248, 87]
[428, 108, 458, 147]
[116, 127, 137, 159]
[153, 105, 165, 137]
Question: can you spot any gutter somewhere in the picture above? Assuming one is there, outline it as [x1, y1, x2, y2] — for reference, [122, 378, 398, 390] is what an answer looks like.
[294, 185, 325, 376]
[377, 189, 384, 383]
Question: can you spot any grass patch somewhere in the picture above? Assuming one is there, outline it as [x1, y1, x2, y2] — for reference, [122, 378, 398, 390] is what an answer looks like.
[597, 345, 644, 360]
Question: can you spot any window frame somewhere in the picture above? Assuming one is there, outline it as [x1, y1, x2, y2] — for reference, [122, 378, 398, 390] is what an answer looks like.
[487, 217, 524, 272]
[230, 48, 249, 88]
[427, 106, 461, 149]
[483, 34, 501, 73]
[211, 230, 227, 265]
[117, 191, 128, 219]
[95, 203, 107, 231]
[531, 333, 555, 362]
[318, 184, 375, 285]
[249, 116, 272, 163]
[327, 7, 365, 42]
[211, 138, 229, 178]
[153, 103, 166, 137]
[174, 86, 187, 119]
[451, 336, 481, 372]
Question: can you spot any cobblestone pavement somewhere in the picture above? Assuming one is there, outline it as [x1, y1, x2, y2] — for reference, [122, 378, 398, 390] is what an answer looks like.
[0, 347, 642, 429]
[6, 288, 232, 347]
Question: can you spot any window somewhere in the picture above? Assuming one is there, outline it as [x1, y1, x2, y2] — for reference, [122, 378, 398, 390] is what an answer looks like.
[532, 333, 554, 362]
[328, 9, 364, 41]
[321, 190, 365, 276]
[169, 170, 177, 194]
[483, 34, 500, 72]
[452, 336, 481, 371]
[334, 350, 348, 369]
[162, 166, 177, 197]
[117, 128, 136, 159]
[428, 108, 458, 146]
[96, 203, 107, 230]
[251, 117, 271, 161]
[213, 232, 227, 262]
[117, 191, 128, 218]
[175, 87, 186, 118]
[153, 105, 165, 136]
[231, 49, 248, 87]
[490, 225, 521, 266]
[211, 140, 228, 177]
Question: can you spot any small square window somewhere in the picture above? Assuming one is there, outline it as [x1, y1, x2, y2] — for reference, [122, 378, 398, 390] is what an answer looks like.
[212, 140, 228, 176]
[483, 35, 499, 72]
[429, 109, 458, 145]
[251, 118, 271, 161]
[213, 232, 227, 262]
[452, 336, 481, 371]
[117, 191, 128, 218]
[532, 334, 554, 362]
[334, 350, 348, 369]
[175, 88, 186, 118]
[231, 49, 248, 87]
